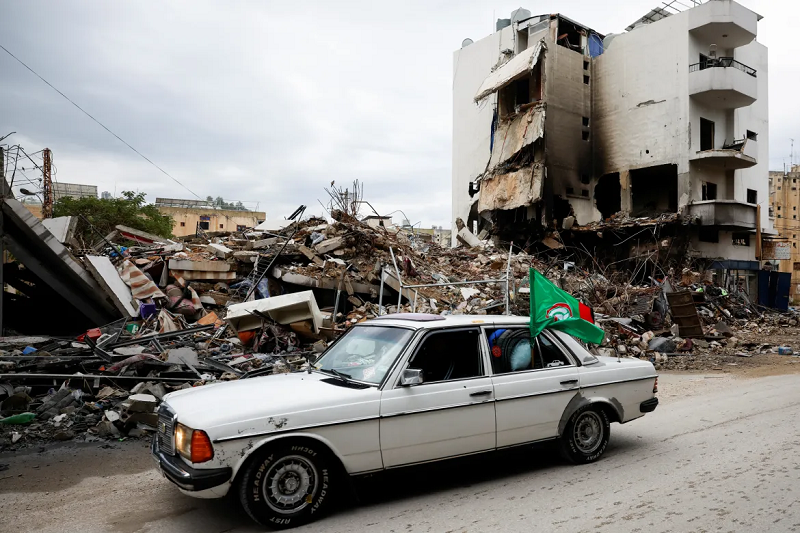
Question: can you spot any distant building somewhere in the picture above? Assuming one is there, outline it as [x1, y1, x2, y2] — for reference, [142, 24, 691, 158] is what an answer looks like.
[155, 197, 266, 236]
[52, 182, 98, 201]
[361, 215, 394, 228]
[101, 191, 112, 200]
[769, 168, 800, 299]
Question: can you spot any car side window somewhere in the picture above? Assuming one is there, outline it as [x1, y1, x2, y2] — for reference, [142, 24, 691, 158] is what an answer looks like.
[539, 334, 574, 368]
[408, 329, 484, 383]
[487, 327, 541, 374]
[487, 328, 573, 373]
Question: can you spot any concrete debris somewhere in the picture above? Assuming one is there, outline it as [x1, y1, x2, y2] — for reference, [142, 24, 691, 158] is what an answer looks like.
[2, 187, 799, 452]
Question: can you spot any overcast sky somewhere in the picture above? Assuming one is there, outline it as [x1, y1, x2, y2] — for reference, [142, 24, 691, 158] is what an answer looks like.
[0, 0, 792, 228]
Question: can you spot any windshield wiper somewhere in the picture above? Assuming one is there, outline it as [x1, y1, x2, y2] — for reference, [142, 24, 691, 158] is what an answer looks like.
[328, 368, 352, 384]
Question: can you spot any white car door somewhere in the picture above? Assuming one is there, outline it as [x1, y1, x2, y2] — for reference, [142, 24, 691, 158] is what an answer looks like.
[488, 328, 581, 448]
[379, 327, 496, 468]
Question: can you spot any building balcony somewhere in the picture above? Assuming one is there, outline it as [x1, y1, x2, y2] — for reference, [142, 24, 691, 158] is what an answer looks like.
[689, 58, 757, 109]
[688, 0, 759, 50]
[686, 200, 757, 229]
[690, 138, 758, 169]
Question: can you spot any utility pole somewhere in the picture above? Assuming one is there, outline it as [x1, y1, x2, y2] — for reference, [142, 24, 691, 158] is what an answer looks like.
[42, 147, 53, 218]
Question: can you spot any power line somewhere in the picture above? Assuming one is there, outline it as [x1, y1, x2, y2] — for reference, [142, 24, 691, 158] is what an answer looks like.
[0, 43, 203, 201]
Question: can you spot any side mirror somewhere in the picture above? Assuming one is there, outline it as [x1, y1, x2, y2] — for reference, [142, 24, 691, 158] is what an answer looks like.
[400, 368, 423, 386]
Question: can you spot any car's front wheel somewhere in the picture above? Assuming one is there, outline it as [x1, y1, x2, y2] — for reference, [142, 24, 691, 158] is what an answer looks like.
[560, 406, 610, 464]
[239, 441, 335, 529]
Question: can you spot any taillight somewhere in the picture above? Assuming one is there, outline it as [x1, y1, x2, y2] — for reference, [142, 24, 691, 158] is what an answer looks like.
[653, 377, 658, 394]
[191, 430, 214, 463]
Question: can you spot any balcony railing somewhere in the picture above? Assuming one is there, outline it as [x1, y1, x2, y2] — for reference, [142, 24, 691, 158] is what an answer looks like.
[689, 57, 757, 78]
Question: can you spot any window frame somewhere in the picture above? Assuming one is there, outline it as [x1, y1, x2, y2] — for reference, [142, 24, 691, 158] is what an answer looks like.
[397, 327, 488, 387]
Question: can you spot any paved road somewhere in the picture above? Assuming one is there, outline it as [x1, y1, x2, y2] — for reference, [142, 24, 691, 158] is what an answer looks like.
[2, 373, 800, 533]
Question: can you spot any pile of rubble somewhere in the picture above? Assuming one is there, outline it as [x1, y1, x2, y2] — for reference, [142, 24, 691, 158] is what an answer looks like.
[0, 206, 538, 449]
[2, 197, 798, 449]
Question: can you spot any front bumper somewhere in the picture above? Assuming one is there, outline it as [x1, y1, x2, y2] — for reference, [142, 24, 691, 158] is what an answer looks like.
[639, 397, 659, 413]
[151, 435, 232, 491]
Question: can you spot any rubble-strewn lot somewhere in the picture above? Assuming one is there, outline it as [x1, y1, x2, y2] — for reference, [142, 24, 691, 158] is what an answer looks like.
[3, 203, 800, 451]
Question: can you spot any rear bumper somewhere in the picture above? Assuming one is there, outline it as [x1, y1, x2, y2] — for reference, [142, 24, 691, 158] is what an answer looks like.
[639, 397, 659, 413]
[151, 435, 232, 492]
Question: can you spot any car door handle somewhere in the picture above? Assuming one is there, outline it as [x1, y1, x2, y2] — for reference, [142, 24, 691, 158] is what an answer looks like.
[560, 379, 579, 385]
[469, 390, 493, 397]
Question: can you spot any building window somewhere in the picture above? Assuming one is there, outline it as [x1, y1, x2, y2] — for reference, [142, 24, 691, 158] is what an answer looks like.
[219, 224, 224, 229]
[747, 189, 757, 204]
[582, 117, 590, 127]
[581, 174, 590, 184]
[747, 130, 758, 141]
[702, 182, 717, 201]
[700, 118, 715, 151]
[581, 189, 589, 197]
[778, 206, 782, 211]
[583, 75, 590, 85]
[582, 131, 590, 141]
[198, 221, 210, 230]
[732, 233, 750, 246]
[794, 262, 800, 271]
[180, 222, 186, 227]
[779, 186, 782, 190]
[699, 227, 719, 243]
[237, 225, 247, 232]
[583, 60, 589, 70]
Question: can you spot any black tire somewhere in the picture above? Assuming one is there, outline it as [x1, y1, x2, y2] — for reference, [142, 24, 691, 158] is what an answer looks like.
[238, 441, 335, 529]
[560, 406, 610, 464]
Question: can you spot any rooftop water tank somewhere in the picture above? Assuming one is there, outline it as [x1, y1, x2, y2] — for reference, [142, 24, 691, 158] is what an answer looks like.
[511, 8, 532, 23]
[496, 18, 511, 32]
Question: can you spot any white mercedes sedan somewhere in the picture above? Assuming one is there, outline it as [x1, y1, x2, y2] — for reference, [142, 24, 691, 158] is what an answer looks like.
[152, 314, 658, 529]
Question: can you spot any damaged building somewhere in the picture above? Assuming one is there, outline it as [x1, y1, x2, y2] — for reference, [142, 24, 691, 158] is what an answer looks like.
[453, 0, 771, 266]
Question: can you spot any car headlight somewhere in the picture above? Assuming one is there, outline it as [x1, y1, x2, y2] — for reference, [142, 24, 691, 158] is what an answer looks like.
[174, 422, 214, 463]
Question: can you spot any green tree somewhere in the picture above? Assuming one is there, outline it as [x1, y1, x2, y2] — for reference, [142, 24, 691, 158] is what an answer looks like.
[53, 191, 174, 244]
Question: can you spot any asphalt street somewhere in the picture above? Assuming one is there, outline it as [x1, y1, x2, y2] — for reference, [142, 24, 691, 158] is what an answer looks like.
[2, 373, 799, 533]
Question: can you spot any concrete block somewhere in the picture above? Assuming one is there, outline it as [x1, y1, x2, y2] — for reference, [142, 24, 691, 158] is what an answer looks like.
[315, 236, 345, 255]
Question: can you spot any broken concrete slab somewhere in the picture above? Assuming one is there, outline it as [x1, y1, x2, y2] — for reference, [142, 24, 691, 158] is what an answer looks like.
[226, 290, 323, 333]
[315, 236, 345, 255]
[457, 227, 483, 248]
[247, 237, 278, 250]
[166, 347, 199, 366]
[168, 258, 236, 281]
[207, 243, 233, 259]
[1, 197, 119, 326]
[85, 256, 139, 318]
[41, 216, 77, 244]
[298, 245, 324, 266]
[124, 394, 158, 413]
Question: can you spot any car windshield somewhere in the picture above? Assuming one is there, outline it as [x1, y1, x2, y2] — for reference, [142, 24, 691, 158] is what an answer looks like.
[314, 326, 413, 385]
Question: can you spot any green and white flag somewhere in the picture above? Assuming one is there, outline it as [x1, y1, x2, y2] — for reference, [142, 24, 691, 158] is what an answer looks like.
[529, 268, 605, 344]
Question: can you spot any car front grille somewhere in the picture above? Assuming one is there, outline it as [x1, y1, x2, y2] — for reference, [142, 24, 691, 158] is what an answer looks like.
[157, 405, 175, 455]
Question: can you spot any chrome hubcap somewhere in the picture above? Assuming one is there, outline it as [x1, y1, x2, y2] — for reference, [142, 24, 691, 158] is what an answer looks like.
[573, 411, 603, 453]
[263, 455, 318, 514]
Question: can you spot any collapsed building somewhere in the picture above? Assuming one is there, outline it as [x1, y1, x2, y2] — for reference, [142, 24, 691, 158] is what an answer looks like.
[452, 1, 771, 285]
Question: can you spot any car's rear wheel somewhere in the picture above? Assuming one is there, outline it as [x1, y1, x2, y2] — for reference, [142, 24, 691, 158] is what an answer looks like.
[239, 441, 334, 529]
[560, 406, 610, 464]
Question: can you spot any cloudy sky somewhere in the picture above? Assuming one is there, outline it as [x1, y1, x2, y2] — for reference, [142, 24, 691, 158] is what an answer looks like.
[0, 0, 792, 228]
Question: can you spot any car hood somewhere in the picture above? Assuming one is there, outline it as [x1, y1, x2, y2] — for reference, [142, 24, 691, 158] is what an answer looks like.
[162, 371, 381, 440]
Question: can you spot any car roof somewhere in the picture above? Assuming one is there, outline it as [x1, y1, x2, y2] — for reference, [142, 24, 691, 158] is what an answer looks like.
[363, 313, 531, 330]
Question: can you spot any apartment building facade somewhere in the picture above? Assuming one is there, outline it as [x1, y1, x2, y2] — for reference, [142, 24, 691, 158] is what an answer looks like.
[769, 169, 800, 298]
[452, 0, 770, 263]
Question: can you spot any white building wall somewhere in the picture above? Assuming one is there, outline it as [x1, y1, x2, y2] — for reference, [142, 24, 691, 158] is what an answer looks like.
[451, 26, 514, 245]
[594, 15, 691, 179]
[734, 41, 770, 232]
